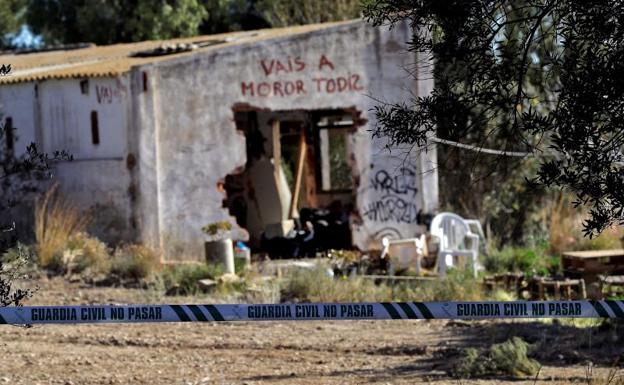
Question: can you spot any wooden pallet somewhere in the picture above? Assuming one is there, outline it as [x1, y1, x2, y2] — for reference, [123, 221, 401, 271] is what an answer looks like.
[484, 272, 526, 296]
[529, 277, 586, 300]
[599, 275, 624, 297]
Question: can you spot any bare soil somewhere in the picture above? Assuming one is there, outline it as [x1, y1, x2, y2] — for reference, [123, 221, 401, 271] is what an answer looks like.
[0, 277, 621, 385]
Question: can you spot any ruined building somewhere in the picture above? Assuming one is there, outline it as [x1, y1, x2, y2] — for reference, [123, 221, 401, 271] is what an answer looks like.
[0, 20, 438, 260]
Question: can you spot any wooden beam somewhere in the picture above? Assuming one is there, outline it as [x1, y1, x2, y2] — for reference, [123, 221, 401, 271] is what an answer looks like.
[289, 130, 307, 219]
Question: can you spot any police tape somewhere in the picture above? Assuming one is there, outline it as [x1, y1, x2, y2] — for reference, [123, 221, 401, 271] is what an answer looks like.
[0, 300, 622, 325]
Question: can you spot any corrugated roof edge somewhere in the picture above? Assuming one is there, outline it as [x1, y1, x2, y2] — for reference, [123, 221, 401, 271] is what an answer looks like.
[0, 20, 362, 85]
[140, 19, 364, 72]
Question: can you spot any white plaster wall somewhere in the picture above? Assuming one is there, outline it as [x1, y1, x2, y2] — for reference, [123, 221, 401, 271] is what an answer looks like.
[137, 20, 437, 258]
[37, 77, 133, 243]
[39, 78, 128, 159]
[0, 83, 37, 157]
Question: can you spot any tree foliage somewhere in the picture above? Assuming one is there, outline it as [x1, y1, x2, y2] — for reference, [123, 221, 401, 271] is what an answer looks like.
[1, 120, 72, 249]
[1, 119, 70, 308]
[364, 0, 624, 237]
[0, 0, 26, 48]
[255, 0, 361, 27]
[15, 0, 362, 46]
[25, 0, 208, 45]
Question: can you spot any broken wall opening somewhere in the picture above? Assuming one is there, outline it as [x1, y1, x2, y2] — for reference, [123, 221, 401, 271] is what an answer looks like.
[224, 107, 362, 258]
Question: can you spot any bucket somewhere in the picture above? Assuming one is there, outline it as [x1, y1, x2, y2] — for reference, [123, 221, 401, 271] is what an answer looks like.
[204, 238, 235, 274]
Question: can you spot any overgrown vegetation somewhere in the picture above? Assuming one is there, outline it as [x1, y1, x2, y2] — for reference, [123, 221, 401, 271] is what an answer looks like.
[485, 245, 559, 277]
[363, 0, 624, 237]
[65, 232, 110, 275]
[281, 267, 485, 303]
[34, 184, 91, 271]
[28, 184, 165, 282]
[110, 244, 161, 282]
[159, 263, 224, 295]
[0, 244, 35, 307]
[454, 337, 540, 379]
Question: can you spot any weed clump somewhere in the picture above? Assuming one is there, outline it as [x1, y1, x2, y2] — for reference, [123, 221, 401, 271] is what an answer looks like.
[280, 267, 485, 303]
[485, 246, 559, 277]
[66, 232, 110, 275]
[110, 244, 161, 281]
[159, 263, 223, 295]
[281, 267, 392, 302]
[454, 337, 540, 378]
[398, 269, 484, 301]
[34, 185, 91, 270]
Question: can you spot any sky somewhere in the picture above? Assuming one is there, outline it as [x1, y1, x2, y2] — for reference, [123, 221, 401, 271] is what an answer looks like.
[7, 24, 42, 48]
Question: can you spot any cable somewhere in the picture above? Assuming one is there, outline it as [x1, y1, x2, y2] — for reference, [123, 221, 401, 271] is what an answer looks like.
[431, 137, 533, 157]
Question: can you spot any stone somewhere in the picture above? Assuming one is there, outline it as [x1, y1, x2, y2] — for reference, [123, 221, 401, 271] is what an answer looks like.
[197, 279, 217, 291]
[165, 284, 181, 296]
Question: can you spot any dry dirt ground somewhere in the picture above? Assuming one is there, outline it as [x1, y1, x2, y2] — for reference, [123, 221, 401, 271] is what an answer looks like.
[0, 278, 622, 385]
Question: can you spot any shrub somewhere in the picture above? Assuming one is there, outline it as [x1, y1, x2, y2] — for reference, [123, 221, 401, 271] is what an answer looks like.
[201, 221, 232, 241]
[34, 184, 91, 269]
[1, 242, 36, 266]
[66, 232, 110, 275]
[280, 268, 486, 303]
[159, 263, 223, 295]
[454, 337, 540, 378]
[110, 244, 161, 281]
[394, 269, 485, 302]
[485, 246, 558, 276]
[0, 243, 36, 307]
[281, 267, 392, 303]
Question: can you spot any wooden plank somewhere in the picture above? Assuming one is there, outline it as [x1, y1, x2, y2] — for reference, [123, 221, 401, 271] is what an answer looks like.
[288, 130, 306, 219]
[562, 249, 624, 259]
[361, 275, 437, 282]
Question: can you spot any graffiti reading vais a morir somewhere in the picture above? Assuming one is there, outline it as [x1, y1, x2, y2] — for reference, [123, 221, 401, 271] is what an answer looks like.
[240, 54, 364, 97]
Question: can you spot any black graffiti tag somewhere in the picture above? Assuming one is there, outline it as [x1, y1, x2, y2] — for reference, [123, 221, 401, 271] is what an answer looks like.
[0, 64, 11, 76]
[370, 167, 418, 198]
[361, 196, 418, 224]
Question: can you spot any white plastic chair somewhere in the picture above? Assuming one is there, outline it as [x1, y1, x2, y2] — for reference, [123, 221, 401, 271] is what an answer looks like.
[430, 212, 480, 278]
[380, 234, 427, 275]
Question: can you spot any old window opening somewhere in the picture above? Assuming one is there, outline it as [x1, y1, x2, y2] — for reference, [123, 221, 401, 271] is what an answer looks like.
[225, 108, 358, 255]
[315, 114, 354, 192]
[90, 111, 100, 145]
[278, 120, 308, 213]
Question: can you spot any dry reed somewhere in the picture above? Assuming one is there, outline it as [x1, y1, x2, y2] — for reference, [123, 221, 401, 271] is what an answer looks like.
[34, 184, 91, 269]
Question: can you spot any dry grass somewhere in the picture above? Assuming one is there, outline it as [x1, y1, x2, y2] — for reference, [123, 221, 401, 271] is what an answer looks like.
[280, 267, 485, 303]
[66, 232, 111, 275]
[586, 367, 624, 385]
[548, 194, 624, 255]
[34, 184, 91, 270]
[548, 194, 582, 255]
[111, 244, 162, 281]
[281, 267, 393, 303]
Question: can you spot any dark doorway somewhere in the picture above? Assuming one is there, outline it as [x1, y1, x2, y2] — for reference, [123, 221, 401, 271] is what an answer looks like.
[224, 108, 360, 257]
